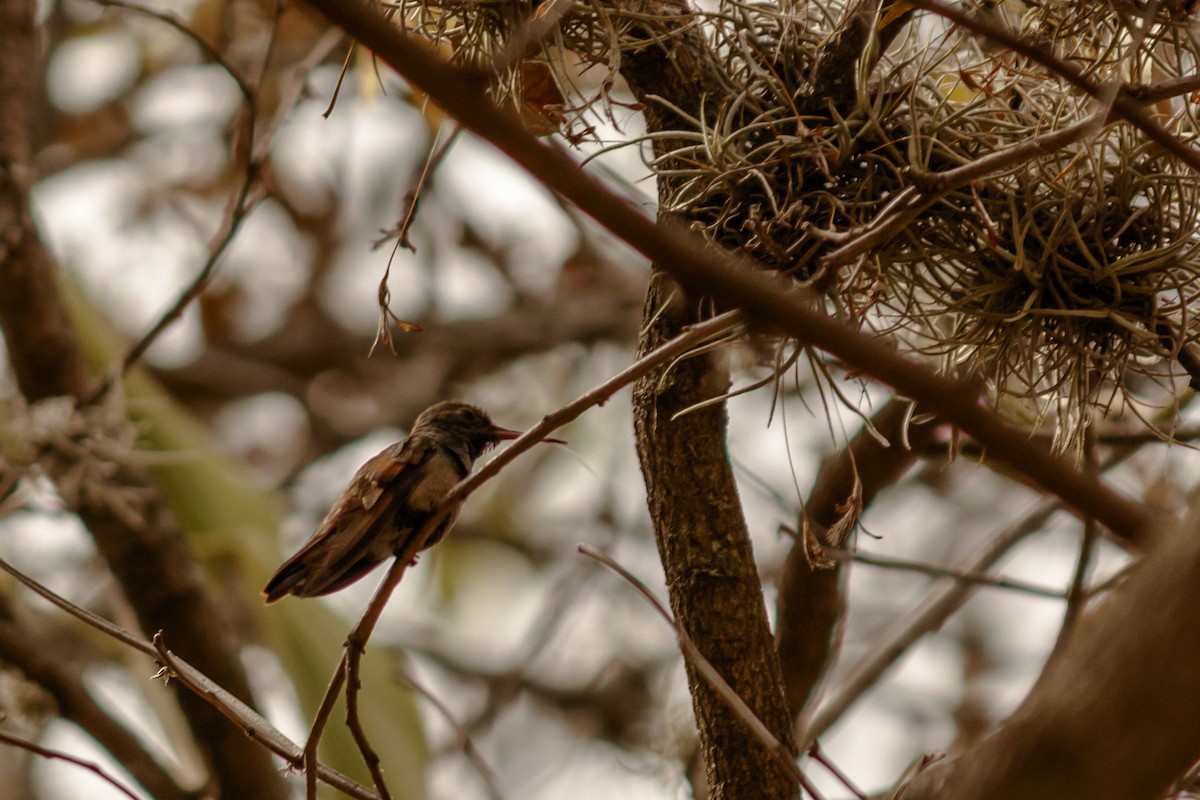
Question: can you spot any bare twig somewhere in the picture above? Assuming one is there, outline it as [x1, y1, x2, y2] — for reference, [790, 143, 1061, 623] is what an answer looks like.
[0, 595, 195, 800]
[578, 544, 823, 800]
[807, 739, 866, 800]
[301, 310, 743, 792]
[345, 626, 394, 800]
[89, 0, 262, 401]
[300, 0, 1157, 550]
[0, 727, 142, 800]
[1048, 431, 1100, 661]
[396, 667, 507, 800]
[819, 546, 1066, 600]
[0, 556, 379, 800]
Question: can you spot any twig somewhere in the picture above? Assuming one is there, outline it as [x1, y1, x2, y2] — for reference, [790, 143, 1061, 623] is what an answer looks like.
[302, 560, 409, 800]
[301, 0, 1157, 550]
[0, 727, 142, 800]
[345, 630, 393, 800]
[1048, 431, 1100, 660]
[301, 310, 742, 792]
[905, 0, 1200, 175]
[819, 546, 1066, 600]
[578, 544, 825, 800]
[0, 556, 379, 800]
[90, 1, 341, 398]
[87, 0, 261, 403]
[0, 594, 194, 800]
[396, 667, 507, 800]
[807, 740, 866, 800]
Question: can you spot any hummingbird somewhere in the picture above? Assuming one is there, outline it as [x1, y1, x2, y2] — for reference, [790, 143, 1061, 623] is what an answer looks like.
[264, 400, 561, 603]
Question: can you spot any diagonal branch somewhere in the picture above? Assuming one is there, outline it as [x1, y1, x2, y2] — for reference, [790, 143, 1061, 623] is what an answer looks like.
[0, 594, 196, 800]
[0, 3, 286, 795]
[0, 555, 379, 800]
[299, 0, 1157, 551]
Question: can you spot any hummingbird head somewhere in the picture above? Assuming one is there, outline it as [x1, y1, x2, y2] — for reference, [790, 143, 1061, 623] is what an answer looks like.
[411, 401, 522, 462]
[413, 400, 567, 463]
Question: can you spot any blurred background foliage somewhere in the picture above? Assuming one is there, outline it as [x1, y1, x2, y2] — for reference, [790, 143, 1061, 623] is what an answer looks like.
[1, 1, 1199, 799]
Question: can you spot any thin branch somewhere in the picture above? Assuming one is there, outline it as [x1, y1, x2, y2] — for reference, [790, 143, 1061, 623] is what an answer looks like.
[807, 740, 866, 800]
[819, 546, 1067, 600]
[0, 555, 379, 800]
[89, 0, 262, 401]
[300, 0, 1157, 550]
[0, 727, 142, 800]
[396, 668, 507, 800]
[1047, 431, 1100, 660]
[578, 544, 824, 800]
[301, 310, 743, 792]
[0, 594, 195, 800]
[345, 626, 394, 800]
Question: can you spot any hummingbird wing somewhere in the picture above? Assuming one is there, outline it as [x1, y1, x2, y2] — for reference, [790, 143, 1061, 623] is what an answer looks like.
[263, 436, 458, 602]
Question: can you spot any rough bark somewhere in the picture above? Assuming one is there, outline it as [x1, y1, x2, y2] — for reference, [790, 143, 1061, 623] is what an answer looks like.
[617, 13, 800, 800]
[632, 276, 799, 800]
[895, 507, 1199, 800]
[0, 3, 286, 797]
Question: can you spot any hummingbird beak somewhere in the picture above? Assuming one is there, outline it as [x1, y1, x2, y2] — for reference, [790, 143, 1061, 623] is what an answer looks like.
[492, 426, 567, 445]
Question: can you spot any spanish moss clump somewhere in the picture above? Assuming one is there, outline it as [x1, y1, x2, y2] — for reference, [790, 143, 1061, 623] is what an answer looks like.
[392, 0, 1200, 449]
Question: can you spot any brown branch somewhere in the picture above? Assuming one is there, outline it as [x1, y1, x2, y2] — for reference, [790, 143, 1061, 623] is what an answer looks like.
[0, 727, 142, 800]
[299, 0, 1156, 551]
[0, 555, 379, 800]
[819, 546, 1065, 600]
[894, 505, 1200, 800]
[0, 2, 286, 797]
[395, 668, 506, 800]
[776, 398, 941, 721]
[0, 594, 196, 800]
[580, 545, 821, 799]
[88, 0, 261, 401]
[905, 0, 1200, 175]
[345, 630, 393, 800]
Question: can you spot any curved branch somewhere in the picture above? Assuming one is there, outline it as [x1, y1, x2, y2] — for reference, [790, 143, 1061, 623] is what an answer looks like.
[776, 398, 941, 720]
